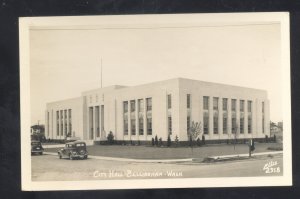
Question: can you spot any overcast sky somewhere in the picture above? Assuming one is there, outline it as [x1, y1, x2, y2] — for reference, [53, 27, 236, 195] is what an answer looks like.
[30, 22, 282, 125]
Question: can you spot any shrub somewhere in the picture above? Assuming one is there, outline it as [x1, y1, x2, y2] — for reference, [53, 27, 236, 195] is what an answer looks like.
[202, 135, 206, 145]
[155, 135, 158, 146]
[107, 131, 114, 145]
[189, 135, 193, 147]
[167, 135, 171, 147]
[151, 138, 155, 146]
[159, 137, 163, 147]
[175, 135, 179, 147]
[196, 138, 201, 146]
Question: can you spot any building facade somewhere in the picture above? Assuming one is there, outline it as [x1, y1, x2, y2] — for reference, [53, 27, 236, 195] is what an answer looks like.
[45, 78, 270, 142]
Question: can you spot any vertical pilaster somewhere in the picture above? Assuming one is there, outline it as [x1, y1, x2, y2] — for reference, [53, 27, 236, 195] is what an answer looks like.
[136, 99, 139, 140]
[236, 99, 240, 134]
[143, 98, 147, 140]
[218, 97, 223, 135]
[244, 100, 248, 135]
[265, 99, 270, 136]
[228, 98, 232, 134]
[209, 96, 213, 137]
[93, 106, 96, 140]
[199, 94, 203, 134]
[128, 100, 131, 140]
[66, 109, 69, 137]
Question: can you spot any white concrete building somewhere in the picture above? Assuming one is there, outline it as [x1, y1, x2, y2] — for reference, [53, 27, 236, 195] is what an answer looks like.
[45, 78, 270, 143]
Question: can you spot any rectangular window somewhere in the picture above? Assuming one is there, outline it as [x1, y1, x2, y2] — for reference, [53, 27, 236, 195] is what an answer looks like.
[247, 101, 252, 112]
[187, 94, 191, 109]
[64, 110, 67, 136]
[223, 116, 227, 134]
[138, 99, 144, 112]
[147, 117, 152, 135]
[223, 98, 228, 111]
[262, 101, 265, 133]
[187, 115, 191, 133]
[240, 117, 244, 134]
[248, 116, 252, 134]
[139, 117, 144, 135]
[168, 116, 172, 135]
[124, 118, 128, 135]
[213, 97, 218, 110]
[240, 100, 245, 112]
[203, 96, 209, 110]
[167, 94, 172, 109]
[203, 112, 209, 134]
[68, 109, 72, 135]
[130, 100, 135, 112]
[60, 110, 63, 136]
[131, 118, 136, 135]
[213, 115, 218, 134]
[231, 99, 236, 111]
[232, 117, 237, 133]
[123, 101, 128, 113]
[47, 111, 49, 136]
[56, 111, 59, 136]
[95, 106, 99, 137]
[146, 98, 152, 111]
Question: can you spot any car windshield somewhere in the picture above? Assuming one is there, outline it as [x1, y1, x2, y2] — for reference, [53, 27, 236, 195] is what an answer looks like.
[31, 142, 41, 146]
[75, 143, 86, 149]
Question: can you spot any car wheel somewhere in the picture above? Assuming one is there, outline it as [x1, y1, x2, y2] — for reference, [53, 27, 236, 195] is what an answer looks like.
[39, 152, 43, 155]
[59, 154, 62, 159]
[85, 155, 88, 159]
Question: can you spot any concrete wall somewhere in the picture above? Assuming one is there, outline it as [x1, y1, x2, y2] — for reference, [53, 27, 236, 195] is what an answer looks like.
[45, 97, 83, 140]
[45, 78, 270, 142]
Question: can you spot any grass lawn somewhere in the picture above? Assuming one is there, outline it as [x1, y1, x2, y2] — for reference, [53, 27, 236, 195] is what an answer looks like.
[45, 142, 282, 160]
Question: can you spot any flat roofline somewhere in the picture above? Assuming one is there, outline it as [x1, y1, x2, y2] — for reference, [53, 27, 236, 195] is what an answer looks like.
[101, 77, 267, 93]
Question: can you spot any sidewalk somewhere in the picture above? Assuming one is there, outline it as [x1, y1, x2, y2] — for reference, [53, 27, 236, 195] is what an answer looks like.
[43, 150, 282, 163]
[204, 151, 283, 162]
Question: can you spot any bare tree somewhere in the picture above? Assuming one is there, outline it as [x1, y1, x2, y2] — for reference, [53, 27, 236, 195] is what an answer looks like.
[188, 121, 202, 153]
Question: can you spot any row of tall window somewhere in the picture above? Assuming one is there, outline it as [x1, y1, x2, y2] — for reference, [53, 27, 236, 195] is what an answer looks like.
[202, 96, 264, 135]
[55, 109, 72, 136]
[88, 105, 104, 139]
[123, 98, 152, 136]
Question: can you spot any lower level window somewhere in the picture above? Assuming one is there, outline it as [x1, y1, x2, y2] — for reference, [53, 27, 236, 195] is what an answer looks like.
[147, 118, 152, 135]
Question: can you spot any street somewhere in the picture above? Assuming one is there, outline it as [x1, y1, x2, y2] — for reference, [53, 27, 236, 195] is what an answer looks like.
[31, 153, 283, 181]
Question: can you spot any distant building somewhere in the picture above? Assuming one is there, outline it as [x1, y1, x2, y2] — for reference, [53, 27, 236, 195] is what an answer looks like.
[45, 78, 270, 142]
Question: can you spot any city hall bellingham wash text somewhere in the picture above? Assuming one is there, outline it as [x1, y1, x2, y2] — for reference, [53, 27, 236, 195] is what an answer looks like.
[45, 78, 270, 143]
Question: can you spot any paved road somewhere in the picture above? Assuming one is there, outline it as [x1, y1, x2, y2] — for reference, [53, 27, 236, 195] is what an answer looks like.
[31, 153, 283, 181]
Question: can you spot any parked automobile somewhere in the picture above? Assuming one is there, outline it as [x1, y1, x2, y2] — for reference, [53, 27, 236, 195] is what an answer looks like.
[31, 140, 44, 155]
[58, 141, 88, 160]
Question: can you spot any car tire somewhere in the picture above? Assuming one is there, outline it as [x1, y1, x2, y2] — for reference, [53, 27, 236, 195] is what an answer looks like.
[39, 152, 43, 155]
[59, 154, 62, 159]
[85, 155, 88, 159]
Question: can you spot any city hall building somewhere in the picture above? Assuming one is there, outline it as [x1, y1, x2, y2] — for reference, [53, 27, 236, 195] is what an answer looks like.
[45, 78, 270, 143]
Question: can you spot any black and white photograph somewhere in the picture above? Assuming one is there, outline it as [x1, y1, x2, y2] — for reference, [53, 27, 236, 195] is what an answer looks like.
[19, 12, 292, 190]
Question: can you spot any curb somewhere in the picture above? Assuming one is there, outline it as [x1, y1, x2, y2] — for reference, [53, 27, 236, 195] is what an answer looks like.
[43, 152, 193, 163]
[207, 151, 283, 162]
[44, 151, 282, 163]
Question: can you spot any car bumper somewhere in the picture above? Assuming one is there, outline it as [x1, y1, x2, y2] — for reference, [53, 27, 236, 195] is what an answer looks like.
[31, 150, 44, 153]
[71, 154, 88, 158]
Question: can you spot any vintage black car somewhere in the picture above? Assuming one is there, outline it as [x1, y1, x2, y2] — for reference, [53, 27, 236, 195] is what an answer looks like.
[31, 140, 44, 155]
[58, 141, 88, 160]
